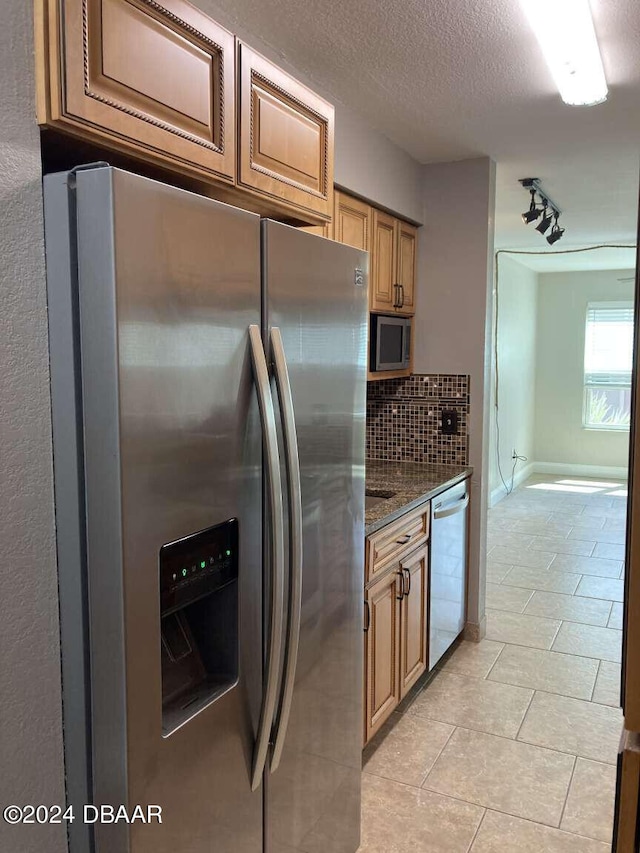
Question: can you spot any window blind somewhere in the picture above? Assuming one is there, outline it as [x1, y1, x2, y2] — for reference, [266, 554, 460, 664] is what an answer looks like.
[584, 303, 634, 388]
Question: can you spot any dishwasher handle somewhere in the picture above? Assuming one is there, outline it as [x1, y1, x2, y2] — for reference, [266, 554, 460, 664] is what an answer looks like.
[433, 494, 469, 520]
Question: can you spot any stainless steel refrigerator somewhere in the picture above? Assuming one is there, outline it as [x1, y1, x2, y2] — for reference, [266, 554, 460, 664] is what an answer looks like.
[44, 165, 367, 853]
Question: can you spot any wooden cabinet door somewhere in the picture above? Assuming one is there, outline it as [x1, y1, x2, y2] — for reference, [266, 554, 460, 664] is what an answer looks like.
[370, 209, 397, 312]
[334, 191, 370, 251]
[396, 220, 417, 315]
[364, 569, 402, 743]
[38, 0, 236, 181]
[237, 42, 334, 221]
[399, 544, 428, 698]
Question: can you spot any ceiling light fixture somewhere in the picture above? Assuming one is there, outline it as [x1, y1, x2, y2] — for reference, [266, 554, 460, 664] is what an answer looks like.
[536, 202, 554, 235]
[546, 212, 565, 244]
[522, 188, 541, 224]
[519, 178, 564, 243]
[521, 0, 608, 106]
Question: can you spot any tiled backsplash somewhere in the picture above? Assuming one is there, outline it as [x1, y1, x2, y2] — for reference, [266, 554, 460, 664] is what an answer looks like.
[366, 374, 470, 465]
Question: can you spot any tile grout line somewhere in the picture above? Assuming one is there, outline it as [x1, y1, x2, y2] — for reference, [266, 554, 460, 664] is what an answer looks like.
[464, 807, 487, 853]
[418, 723, 458, 788]
[421, 773, 586, 835]
[591, 658, 602, 702]
[422, 722, 588, 759]
[488, 616, 622, 658]
[483, 643, 508, 680]
[513, 688, 537, 742]
[468, 805, 616, 846]
[557, 754, 578, 830]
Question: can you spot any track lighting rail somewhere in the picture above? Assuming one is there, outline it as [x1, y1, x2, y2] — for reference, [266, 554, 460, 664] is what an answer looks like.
[519, 177, 565, 244]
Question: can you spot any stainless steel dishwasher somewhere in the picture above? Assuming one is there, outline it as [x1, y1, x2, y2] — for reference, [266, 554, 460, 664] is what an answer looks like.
[429, 479, 469, 670]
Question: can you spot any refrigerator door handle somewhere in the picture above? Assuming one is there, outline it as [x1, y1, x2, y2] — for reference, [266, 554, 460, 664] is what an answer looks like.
[248, 324, 285, 792]
[268, 326, 303, 774]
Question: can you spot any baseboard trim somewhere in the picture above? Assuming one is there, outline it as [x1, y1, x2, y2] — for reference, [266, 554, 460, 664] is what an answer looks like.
[464, 615, 486, 643]
[490, 460, 628, 506]
[533, 461, 628, 481]
[489, 462, 536, 507]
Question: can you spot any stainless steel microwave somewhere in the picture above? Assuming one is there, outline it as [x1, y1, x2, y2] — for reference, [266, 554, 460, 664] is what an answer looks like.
[370, 314, 412, 372]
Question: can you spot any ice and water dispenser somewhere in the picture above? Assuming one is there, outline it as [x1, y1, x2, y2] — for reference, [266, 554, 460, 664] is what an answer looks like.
[160, 518, 239, 735]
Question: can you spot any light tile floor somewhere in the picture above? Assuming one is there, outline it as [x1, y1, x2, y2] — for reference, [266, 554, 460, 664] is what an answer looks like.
[360, 475, 626, 852]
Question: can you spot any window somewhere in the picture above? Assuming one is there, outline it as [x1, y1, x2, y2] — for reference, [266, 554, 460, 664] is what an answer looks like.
[583, 302, 634, 430]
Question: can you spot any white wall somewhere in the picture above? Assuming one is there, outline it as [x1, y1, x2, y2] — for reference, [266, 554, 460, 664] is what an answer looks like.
[413, 157, 496, 640]
[534, 269, 633, 472]
[0, 4, 67, 853]
[490, 256, 538, 500]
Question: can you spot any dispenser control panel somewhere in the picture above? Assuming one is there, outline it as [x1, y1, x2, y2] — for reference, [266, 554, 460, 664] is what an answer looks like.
[160, 519, 238, 616]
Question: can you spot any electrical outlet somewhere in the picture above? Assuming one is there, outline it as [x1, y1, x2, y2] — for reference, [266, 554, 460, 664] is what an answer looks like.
[441, 409, 458, 436]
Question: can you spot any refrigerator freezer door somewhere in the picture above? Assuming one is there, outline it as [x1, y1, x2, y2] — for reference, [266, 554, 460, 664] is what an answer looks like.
[263, 222, 367, 853]
[48, 167, 264, 853]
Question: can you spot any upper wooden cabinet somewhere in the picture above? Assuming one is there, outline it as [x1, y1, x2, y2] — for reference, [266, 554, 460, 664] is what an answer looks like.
[370, 210, 418, 315]
[36, 0, 236, 181]
[237, 42, 334, 221]
[333, 191, 370, 251]
[36, 2, 335, 221]
[396, 221, 418, 314]
[370, 209, 396, 313]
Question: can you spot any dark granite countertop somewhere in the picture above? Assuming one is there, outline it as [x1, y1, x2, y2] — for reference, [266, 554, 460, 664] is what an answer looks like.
[365, 460, 473, 536]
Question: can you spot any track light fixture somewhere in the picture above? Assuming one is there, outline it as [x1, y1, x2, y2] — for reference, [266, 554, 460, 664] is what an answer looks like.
[522, 189, 541, 224]
[536, 201, 554, 235]
[519, 178, 565, 244]
[546, 211, 565, 245]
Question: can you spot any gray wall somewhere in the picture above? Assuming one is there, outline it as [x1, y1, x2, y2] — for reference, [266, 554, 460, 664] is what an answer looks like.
[0, 3, 67, 852]
[413, 157, 496, 640]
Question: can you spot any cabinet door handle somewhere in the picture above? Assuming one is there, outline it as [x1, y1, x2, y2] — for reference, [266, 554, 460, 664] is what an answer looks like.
[393, 283, 400, 308]
[403, 567, 411, 597]
[399, 284, 405, 308]
[396, 533, 412, 545]
[364, 599, 370, 632]
[396, 570, 405, 600]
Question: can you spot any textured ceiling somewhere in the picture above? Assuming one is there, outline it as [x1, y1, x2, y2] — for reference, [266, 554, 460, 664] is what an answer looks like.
[207, 0, 640, 253]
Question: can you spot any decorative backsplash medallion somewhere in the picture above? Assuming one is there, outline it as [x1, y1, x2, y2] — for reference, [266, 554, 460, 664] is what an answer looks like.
[366, 374, 470, 465]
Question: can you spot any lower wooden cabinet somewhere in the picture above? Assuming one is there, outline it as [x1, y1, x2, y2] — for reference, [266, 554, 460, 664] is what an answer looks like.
[364, 541, 429, 744]
[399, 545, 429, 697]
[364, 569, 402, 744]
